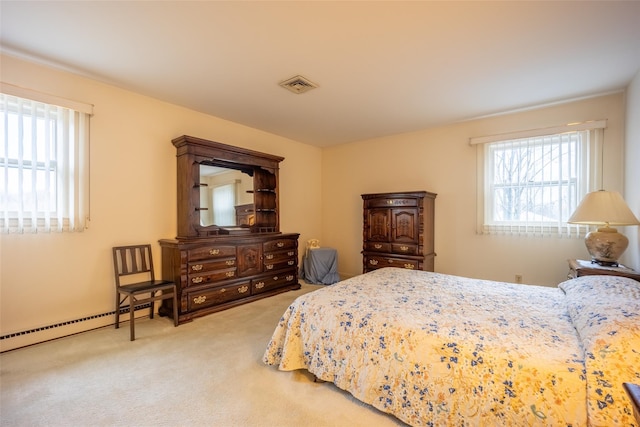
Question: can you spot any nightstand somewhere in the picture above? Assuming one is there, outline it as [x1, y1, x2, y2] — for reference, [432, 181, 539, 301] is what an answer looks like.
[567, 259, 640, 282]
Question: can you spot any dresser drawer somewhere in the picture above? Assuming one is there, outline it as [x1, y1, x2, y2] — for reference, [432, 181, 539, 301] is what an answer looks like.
[364, 242, 391, 252]
[263, 248, 297, 262]
[188, 245, 236, 261]
[366, 198, 418, 208]
[188, 258, 236, 274]
[186, 281, 251, 311]
[187, 267, 237, 287]
[391, 243, 418, 255]
[263, 238, 297, 252]
[264, 258, 297, 272]
[365, 255, 419, 270]
[253, 271, 297, 295]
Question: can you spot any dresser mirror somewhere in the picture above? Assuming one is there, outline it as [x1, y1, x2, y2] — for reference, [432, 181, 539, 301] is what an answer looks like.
[172, 135, 283, 239]
[198, 164, 254, 227]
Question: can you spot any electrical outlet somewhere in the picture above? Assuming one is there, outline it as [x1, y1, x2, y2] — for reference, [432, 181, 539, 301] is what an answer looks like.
[515, 274, 523, 284]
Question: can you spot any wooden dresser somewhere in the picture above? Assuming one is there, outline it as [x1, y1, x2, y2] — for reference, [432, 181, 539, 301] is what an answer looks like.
[160, 233, 298, 324]
[362, 191, 436, 273]
[160, 136, 300, 324]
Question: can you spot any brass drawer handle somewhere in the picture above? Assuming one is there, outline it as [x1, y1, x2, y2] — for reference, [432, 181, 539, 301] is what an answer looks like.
[238, 285, 249, 294]
[209, 249, 220, 255]
[255, 281, 265, 289]
[192, 276, 204, 284]
[374, 244, 382, 249]
[288, 251, 294, 256]
[225, 260, 235, 265]
[404, 264, 415, 269]
[193, 295, 206, 304]
[400, 246, 409, 251]
[288, 260, 294, 265]
[266, 264, 274, 270]
[225, 271, 235, 277]
[286, 275, 294, 281]
[192, 264, 203, 271]
[276, 242, 285, 248]
[369, 259, 378, 265]
[273, 276, 279, 281]
[266, 254, 274, 260]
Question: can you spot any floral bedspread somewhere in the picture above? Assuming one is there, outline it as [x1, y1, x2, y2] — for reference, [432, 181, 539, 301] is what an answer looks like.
[263, 268, 640, 426]
[559, 275, 640, 426]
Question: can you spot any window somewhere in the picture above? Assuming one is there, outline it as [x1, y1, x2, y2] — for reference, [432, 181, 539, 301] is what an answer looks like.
[472, 121, 606, 237]
[1, 84, 92, 233]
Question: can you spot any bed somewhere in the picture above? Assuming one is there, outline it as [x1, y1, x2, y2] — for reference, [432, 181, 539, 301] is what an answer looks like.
[263, 267, 640, 426]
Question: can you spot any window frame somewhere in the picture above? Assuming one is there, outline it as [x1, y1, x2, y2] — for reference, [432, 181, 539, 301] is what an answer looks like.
[471, 121, 605, 237]
[1, 83, 92, 233]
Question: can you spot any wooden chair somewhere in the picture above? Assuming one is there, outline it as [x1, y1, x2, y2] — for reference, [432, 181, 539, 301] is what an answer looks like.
[112, 244, 178, 341]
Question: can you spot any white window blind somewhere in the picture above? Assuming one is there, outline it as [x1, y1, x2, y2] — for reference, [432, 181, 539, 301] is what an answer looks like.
[471, 121, 605, 237]
[212, 183, 237, 226]
[1, 85, 92, 233]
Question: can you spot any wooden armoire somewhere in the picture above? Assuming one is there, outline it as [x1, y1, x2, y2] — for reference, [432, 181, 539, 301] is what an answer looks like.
[362, 191, 436, 273]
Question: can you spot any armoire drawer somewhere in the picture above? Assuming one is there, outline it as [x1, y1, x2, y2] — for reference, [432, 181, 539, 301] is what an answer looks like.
[391, 243, 418, 255]
[365, 198, 418, 208]
[364, 242, 391, 252]
[365, 255, 420, 270]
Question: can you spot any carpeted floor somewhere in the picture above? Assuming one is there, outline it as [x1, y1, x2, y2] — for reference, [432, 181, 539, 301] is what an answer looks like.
[0, 283, 405, 427]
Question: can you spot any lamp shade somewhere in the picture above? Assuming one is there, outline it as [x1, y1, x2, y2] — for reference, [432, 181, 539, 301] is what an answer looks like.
[567, 190, 640, 226]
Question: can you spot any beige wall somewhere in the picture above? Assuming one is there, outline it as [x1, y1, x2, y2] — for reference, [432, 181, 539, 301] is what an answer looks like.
[323, 93, 627, 285]
[624, 69, 640, 270]
[0, 54, 323, 350]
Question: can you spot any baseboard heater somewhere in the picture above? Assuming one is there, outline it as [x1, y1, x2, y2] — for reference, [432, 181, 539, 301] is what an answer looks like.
[0, 303, 151, 342]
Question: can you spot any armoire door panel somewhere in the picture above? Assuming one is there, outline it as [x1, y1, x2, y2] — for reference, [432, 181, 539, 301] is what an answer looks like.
[367, 209, 390, 241]
[391, 209, 418, 242]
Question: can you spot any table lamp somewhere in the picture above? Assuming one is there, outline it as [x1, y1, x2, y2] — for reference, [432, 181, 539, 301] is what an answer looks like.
[568, 190, 640, 266]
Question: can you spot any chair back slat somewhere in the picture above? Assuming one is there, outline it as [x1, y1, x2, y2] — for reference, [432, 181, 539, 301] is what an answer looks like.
[112, 244, 156, 286]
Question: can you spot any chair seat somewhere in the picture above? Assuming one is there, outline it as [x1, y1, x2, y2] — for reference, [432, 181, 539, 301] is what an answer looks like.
[118, 280, 175, 295]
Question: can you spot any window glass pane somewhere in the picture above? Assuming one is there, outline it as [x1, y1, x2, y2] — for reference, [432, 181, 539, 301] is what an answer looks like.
[487, 132, 581, 225]
[1, 104, 57, 215]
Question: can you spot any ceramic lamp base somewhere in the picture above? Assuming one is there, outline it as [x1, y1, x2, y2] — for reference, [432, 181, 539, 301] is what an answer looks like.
[584, 226, 629, 266]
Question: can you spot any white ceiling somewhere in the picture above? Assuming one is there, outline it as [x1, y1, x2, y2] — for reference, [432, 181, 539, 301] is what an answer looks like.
[2, 1, 639, 147]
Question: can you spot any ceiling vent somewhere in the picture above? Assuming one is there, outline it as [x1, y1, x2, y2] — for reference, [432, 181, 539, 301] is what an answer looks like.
[279, 75, 318, 94]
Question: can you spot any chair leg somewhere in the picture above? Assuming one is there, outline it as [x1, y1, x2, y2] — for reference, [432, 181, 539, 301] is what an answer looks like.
[129, 296, 136, 341]
[115, 292, 120, 329]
